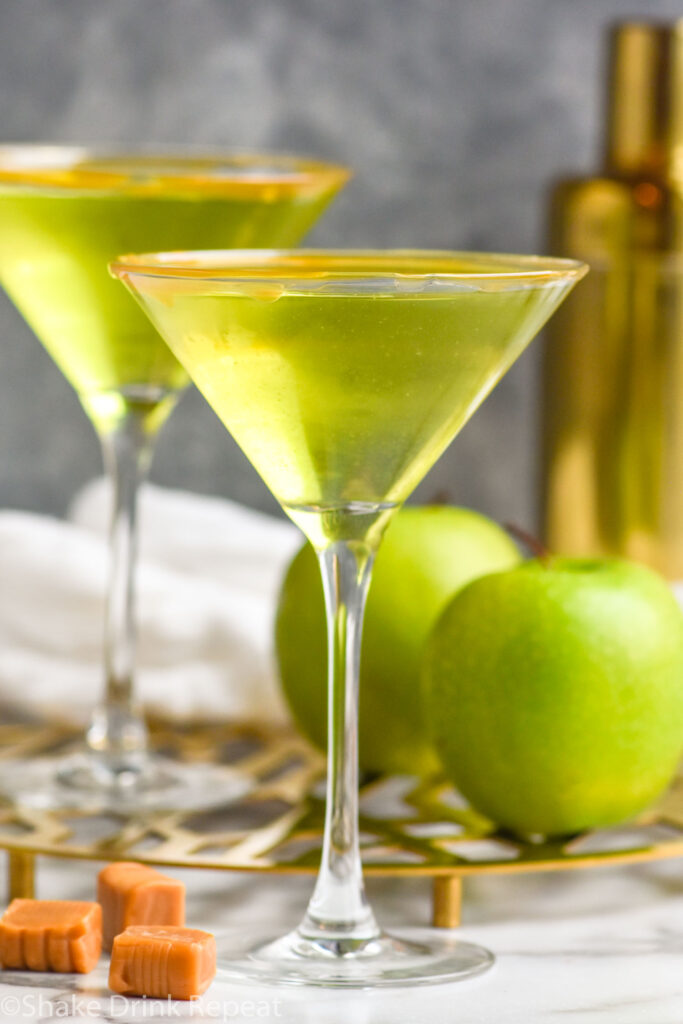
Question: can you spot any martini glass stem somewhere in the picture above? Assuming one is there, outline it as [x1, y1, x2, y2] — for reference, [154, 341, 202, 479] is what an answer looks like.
[299, 539, 381, 945]
[86, 412, 154, 776]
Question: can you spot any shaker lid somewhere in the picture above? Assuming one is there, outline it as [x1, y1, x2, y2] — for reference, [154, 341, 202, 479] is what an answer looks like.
[605, 21, 683, 180]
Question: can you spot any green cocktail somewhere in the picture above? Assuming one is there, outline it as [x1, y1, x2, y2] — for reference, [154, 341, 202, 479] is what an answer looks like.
[0, 151, 347, 431]
[0, 149, 348, 808]
[112, 249, 586, 986]
[130, 253, 568, 546]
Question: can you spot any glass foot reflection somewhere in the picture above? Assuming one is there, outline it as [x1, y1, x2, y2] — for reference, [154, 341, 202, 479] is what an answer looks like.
[0, 754, 250, 811]
[215, 926, 494, 988]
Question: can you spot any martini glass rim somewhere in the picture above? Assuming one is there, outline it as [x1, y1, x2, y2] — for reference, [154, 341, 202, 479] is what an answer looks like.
[0, 143, 351, 196]
[110, 247, 589, 291]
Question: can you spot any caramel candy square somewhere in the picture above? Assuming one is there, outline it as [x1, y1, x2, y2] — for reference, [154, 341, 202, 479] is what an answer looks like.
[0, 899, 101, 973]
[98, 862, 185, 951]
[109, 925, 216, 1000]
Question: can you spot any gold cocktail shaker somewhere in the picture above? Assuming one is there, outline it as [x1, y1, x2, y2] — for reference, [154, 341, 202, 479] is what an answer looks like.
[541, 21, 683, 578]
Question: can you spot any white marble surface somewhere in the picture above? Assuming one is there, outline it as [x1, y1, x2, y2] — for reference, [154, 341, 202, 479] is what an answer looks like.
[0, 855, 681, 1023]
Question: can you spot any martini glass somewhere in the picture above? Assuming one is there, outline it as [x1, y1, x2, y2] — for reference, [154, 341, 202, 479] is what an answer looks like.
[0, 148, 349, 809]
[112, 249, 586, 987]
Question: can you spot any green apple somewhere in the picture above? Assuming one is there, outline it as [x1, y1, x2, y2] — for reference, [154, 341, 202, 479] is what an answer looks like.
[424, 557, 683, 838]
[276, 505, 520, 776]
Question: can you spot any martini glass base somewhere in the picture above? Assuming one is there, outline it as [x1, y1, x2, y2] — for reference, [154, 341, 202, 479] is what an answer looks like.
[215, 925, 494, 988]
[0, 753, 251, 811]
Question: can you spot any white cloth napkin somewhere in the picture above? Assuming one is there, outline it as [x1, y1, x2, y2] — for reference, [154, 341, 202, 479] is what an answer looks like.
[0, 479, 301, 725]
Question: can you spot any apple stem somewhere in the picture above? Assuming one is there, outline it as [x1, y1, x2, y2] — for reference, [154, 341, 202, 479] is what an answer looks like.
[504, 522, 552, 563]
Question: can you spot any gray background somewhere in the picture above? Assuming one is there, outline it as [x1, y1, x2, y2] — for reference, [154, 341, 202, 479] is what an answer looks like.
[0, 0, 679, 526]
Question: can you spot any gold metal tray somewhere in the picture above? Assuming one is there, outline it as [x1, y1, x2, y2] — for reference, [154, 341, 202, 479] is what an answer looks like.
[0, 719, 682, 928]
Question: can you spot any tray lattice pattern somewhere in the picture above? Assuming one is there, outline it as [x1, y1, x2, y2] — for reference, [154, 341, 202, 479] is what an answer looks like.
[0, 718, 682, 877]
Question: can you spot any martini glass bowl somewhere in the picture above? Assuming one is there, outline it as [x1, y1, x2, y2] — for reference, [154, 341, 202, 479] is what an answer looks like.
[111, 248, 587, 986]
[0, 148, 349, 810]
